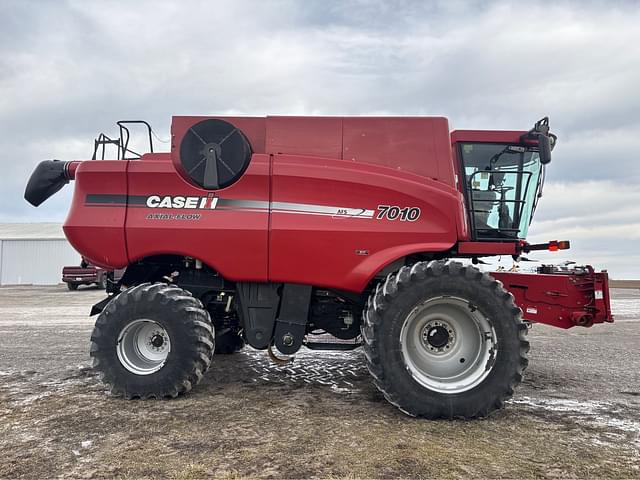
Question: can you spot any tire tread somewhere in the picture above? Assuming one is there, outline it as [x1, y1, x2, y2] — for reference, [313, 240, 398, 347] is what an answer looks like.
[361, 260, 529, 419]
[89, 282, 214, 400]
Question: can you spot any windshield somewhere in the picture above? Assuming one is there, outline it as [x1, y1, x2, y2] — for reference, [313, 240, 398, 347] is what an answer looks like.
[460, 143, 543, 240]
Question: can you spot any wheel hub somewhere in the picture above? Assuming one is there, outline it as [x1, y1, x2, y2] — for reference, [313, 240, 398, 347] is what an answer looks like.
[117, 319, 171, 375]
[426, 326, 448, 347]
[150, 332, 166, 349]
[400, 296, 497, 393]
[420, 320, 455, 353]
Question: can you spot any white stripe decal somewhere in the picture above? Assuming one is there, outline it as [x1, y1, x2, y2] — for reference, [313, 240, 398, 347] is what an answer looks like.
[272, 210, 373, 219]
[271, 201, 374, 218]
[195, 198, 375, 219]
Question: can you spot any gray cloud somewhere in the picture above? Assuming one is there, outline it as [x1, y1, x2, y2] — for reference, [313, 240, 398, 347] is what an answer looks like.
[2, 0, 639, 276]
[527, 181, 640, 278]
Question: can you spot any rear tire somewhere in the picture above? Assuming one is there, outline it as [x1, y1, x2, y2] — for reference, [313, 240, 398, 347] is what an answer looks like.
[67, 282, 78, 291]
[361, 261, 529, 419]
[90, 283, 214, 399]
[97, 275, 107, 290]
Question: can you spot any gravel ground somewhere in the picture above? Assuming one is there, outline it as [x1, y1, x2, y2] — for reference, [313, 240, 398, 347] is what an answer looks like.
[0, 285, 638, 479]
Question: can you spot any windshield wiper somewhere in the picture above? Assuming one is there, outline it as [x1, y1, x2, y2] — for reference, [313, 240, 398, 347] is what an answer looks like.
[488, 145, 526, 167]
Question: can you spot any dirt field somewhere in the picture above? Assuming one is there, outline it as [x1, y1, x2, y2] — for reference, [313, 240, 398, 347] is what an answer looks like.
[0, 285, 638, 479]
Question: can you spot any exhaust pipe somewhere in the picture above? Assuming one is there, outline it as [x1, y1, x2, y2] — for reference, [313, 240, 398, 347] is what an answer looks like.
[24, 160, 78, 207]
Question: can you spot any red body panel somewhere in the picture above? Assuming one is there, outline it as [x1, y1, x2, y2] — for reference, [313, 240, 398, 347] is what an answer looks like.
[63, 161, 128, 269]
[450, 130, 528, 144]
[126, 153, 270, 282]
[343, 117, 455, 183]
[458, 242, 517, 255]
[269, 154, 460, 291]
[267, 116, 343, 159]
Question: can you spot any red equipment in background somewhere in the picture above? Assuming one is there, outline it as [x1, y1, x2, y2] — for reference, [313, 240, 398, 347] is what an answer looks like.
[61, 258, 108, 291]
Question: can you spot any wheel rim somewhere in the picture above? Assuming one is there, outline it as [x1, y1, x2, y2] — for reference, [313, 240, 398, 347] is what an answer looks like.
[117, 319, 171, 375]
[400, 296, 497, 394]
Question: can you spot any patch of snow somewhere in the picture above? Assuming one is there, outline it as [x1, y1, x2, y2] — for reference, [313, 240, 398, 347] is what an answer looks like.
[513, 396, 606, 415]
[330, 385, 354, 394]
[594, 415, 640, 434]
[18, 392, 53, 406]
[611, 298, 639, 321]
[511, 396, 640, 447]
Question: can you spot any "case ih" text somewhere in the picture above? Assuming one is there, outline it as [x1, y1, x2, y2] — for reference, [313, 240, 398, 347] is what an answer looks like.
[145, 195, 219, 209]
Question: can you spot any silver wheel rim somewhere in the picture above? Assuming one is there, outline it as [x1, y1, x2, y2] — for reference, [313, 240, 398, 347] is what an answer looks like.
[400, 296, 497, 393]
[117, 319, 171, 375]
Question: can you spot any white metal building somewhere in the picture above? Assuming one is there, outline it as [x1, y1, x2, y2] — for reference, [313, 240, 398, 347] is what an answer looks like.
[0, 223, 81, 285]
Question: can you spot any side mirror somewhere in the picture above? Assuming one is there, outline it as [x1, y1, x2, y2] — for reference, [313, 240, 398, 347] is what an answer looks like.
[538, 135, 552, 165]
[522, 117, 556, 165]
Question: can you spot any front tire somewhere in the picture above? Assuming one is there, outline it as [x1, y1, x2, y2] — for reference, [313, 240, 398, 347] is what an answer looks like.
[361, 261, 529, 419]
[90, 283, 214, 399]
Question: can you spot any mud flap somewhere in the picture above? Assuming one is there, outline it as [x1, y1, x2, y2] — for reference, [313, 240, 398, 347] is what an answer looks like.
[273, 284, 312, 355]
[90, 295, 117, 316]
[236, 283, 281, 349]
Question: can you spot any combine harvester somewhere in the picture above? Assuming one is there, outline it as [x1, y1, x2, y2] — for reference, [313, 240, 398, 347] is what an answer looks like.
[25, 115, 612, 418]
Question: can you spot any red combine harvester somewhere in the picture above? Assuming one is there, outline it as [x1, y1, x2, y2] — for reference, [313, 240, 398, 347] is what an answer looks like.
[25, 116, 612, 419]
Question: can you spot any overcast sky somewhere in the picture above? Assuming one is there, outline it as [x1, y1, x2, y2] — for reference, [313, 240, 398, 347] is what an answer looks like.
[2, 0, 639, 277]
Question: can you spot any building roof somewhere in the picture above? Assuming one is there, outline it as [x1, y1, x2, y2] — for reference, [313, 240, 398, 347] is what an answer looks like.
[0, 223, 66, 240]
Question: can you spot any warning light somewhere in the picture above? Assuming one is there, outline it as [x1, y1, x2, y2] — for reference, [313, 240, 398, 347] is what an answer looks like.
[521, 240, 571, 253]
[547, 240, 570, 252]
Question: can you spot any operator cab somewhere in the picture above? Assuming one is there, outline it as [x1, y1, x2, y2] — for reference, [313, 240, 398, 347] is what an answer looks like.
[455, 118, 556, 241]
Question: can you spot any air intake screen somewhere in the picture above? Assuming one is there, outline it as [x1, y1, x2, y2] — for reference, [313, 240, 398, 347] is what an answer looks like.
[179, 119, 252, 190]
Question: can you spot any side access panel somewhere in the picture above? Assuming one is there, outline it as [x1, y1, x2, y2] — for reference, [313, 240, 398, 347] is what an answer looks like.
[269, 155, 460, 292]
[125, 153, 270, 282]
[63, 161, 128, 269]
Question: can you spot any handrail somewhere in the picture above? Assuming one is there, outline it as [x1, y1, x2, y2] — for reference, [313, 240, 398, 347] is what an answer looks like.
[91, 120, 155, 160]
